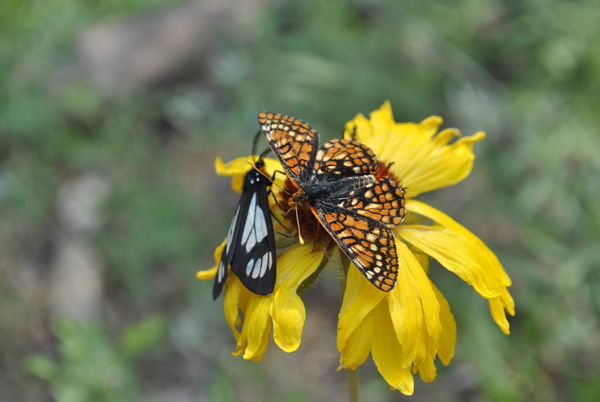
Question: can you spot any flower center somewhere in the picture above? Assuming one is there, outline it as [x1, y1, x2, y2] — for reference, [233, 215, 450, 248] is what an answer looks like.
[375, 161, 400, 183]
[277, 180, 332, 242]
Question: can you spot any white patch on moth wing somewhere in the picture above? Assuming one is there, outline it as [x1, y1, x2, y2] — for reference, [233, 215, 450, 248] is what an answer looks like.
[259, 252, 269, 278]
[252, 258, 262, 279]
[225, 205, 240, 254]
[267, 252, 272, 271]
[246, 259, 255, 276]
[241, 194, 257, 245]
[242, 193, 258, 252]
[217, 262, 225, 282]
[253, 203, 268, 245]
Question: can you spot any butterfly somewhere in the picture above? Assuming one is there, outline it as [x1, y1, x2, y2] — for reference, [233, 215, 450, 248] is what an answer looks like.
[213, 146, 277, 300]
[258, 112, 406, 291]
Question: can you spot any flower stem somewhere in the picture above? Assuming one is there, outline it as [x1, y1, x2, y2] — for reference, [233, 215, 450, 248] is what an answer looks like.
[347, 368, 360, 402]
[339, 252, 360, 402]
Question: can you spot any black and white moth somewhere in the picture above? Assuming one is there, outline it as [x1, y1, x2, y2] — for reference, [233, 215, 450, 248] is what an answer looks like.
[213, 156, 277, 299]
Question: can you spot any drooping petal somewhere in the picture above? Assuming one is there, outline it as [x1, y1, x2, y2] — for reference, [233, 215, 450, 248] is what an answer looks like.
[337, 263, 386, 353]
[343, 101, 485, 198]
[223, 276, 243, 340]
[372, 302, 415, 395]
[243, 295, 273, 360]
[432, 283, 457, 366]
[271, 242, 325, 353]
[387, 246, 423, 368]
[250, 318, 273, 362]
[412, 313, 437, 382]
[339, 310, 374, 370]
[401, 200, 514, 333]
[416, 355, 437, 383]
[398, 240, 441, 354]
[399, 224, 503, 298]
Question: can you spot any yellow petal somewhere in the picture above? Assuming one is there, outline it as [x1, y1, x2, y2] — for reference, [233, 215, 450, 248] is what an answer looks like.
[417, 355, 437, 383]
[271, 242, 325, 353]
[250, 319, 273, 362]
[399, 225, 503, 298]
[431, 283, 456, 366]
[387, 246, 422, 368]
[215, 156, 283, 192]
[408, 200, 512, 287]
[401, 200, 514, 332]
[197, 238, 226, 280]
[197, 266, 217, 280]
[398, 240, 441, 354]
[243, 295, 273, 359]
[337, 263, 386, 352]
[339, 311, 374, 370]
[344, 101, 485, 198]
[489, 297, 510, 335]
[371, 303, 415, 395]
[411, 247, 429, 274]
[223, 276, 243, 339]
[343, 103, 391, 157]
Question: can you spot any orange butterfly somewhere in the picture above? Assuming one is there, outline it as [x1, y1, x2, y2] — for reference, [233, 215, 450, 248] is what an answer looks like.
[259, 112, 405, 291]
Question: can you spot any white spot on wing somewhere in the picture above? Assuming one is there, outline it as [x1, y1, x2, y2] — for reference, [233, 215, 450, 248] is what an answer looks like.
[253, 203, 268, 246]
[246, 259, 254, 276]
[242, 193, 258, 252]
[241, 194, 257, 245]
[259, 252, 269, 278]
[252, 258, 262, 279]
[218, 262, 225, 282]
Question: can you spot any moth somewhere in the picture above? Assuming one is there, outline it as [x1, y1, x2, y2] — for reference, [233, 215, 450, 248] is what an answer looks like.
[213, 141, 277, 299]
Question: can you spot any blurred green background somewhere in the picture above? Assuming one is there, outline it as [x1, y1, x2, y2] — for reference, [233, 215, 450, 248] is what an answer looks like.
[1, 0, 599, 401]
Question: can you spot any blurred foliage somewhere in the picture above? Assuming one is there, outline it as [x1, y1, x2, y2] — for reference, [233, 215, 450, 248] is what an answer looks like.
[25, 319, 142, 402]
[1, 0, 600, 401]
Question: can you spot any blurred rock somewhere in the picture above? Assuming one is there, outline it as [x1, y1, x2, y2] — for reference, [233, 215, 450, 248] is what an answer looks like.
[78, 0, 267, 94]
[49, 175, 108, 321]
[57, 175, 108, 233]
[48, 238, 103, 320]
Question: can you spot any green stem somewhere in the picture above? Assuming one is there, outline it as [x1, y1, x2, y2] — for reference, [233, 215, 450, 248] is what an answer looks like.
[347, 368, 360, 402]
[339, 253, 360, 402]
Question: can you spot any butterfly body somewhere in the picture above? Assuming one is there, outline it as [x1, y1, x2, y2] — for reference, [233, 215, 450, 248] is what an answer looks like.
[259, 111, 406, 292]
[289, 175, 376, 210]
[213, 158, 277, 300]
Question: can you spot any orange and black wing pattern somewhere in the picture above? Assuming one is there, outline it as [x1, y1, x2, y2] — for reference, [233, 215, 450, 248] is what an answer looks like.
[258, 111, 319, 187]
[336, 177, 405, 228]
[313, 139, 378, 181]
[314, 177, 405, 291]
[313, 206, 399, 292]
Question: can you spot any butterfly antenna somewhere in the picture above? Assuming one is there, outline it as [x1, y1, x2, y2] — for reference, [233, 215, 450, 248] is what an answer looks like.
[295, 203, 305, 245]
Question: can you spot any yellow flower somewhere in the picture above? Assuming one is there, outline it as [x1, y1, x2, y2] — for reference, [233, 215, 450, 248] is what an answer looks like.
[337, 101, 514, 394]
[197, 156, 327, 359]
[198, 104, 514, 395]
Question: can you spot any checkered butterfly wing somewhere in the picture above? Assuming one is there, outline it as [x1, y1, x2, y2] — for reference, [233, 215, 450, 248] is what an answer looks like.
[313, 139, 378, 181]
[313, 177, 405, 291]
[258, 112, 319, 187]
[213, 161, 277, 299]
